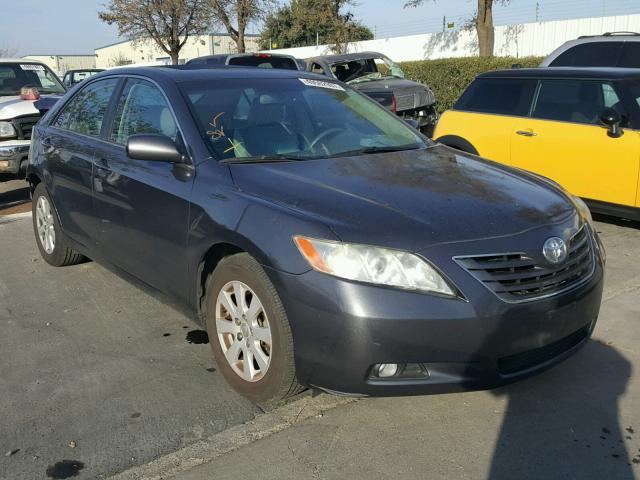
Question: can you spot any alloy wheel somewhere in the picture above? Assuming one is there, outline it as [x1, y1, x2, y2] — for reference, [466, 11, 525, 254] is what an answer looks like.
[215, 281, 273, 382]
[36, 196, 55, 254]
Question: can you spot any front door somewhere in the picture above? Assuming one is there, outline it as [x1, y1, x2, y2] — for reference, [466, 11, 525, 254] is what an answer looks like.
[91, 77, 194, 302]
[511, 79, 640, 207]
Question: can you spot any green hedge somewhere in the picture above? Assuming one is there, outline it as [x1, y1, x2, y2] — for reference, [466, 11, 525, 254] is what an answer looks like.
[398, 56, 543, 113]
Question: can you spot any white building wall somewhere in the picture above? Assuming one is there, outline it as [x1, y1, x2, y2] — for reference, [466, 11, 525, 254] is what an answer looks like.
[267, 13, 640, 61]
[22, 55, 96, 75]
[95, 34, 261, 68]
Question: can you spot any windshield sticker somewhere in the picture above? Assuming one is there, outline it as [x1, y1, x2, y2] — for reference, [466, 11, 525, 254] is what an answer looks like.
[299, 78, 345, 91]
[206, 112, 226, 139]
[20, 64, 45, 71]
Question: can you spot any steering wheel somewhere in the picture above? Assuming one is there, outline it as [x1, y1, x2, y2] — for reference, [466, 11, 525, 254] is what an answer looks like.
[309, 128, 343, 153]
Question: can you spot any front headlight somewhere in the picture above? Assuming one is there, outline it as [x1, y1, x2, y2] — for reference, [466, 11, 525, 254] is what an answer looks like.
[572, 196, 593, 225]
[0, 121, 16, 139]
[294, 236, 456, 296]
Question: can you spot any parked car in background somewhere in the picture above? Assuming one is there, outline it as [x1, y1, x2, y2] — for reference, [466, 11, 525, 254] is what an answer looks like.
[27, 66, 604, 404]
[541, 32, 640, 67]
[434, 67, 640, 221]
[306, 52, 438, 135]
[0, 59, 66, 181]
[186, 53, 300, 70]
[62, 69, 104, 87]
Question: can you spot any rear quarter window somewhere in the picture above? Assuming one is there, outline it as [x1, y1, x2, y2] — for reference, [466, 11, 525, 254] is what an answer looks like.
[454, 78, 536, 116]
[550, 42, 623, 67]
[618, 42, 640, 68]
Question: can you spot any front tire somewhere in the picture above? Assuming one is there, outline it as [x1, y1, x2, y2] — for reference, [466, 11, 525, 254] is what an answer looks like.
[32, 183, 84, 267]
[205, 253, 303, 406]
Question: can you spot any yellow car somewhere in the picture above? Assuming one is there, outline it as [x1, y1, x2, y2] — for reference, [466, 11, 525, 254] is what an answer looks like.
[434, 68, 640, 221]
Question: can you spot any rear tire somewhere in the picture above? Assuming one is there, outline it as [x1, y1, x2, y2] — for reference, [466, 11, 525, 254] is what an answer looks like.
[32, 183, 85, 267]
[205, 253, 303, 406]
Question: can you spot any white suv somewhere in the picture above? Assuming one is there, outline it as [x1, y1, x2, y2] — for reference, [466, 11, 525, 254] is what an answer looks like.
[541, 32, 640, 68]
[0, 59, 66, 181]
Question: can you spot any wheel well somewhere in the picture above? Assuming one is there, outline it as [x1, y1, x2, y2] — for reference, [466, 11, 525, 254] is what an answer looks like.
[26, 172, 42, 194]
[434, 135, 479, 156]
[197, 242, 245, 322]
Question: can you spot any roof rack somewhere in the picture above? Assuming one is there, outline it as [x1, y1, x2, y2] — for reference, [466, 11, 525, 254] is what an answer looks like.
[578, 31, 640, 39]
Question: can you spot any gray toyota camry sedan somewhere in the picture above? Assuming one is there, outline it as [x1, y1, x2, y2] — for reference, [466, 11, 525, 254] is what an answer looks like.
[27, 66, 605, 404]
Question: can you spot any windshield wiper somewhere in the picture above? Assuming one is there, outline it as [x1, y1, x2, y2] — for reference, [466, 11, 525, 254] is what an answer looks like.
[328, 144, 423, 158]
[221, 154, 308, 164]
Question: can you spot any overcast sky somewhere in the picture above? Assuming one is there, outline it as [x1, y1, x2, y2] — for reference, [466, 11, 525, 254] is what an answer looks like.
[1, 0, 639, 56]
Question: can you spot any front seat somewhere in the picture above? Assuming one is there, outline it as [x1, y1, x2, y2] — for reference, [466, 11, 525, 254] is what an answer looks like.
[571, 84, 603, 125]
[235, 100, 300, 157]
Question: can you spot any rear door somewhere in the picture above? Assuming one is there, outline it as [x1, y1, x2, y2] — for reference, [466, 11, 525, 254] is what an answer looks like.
[44, 77, 120, 245]
[510, 79, 640, 207]
[91, 77, 194, 301]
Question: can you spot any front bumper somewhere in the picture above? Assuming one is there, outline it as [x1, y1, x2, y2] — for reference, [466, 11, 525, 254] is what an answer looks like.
[267, 231, 605, 397]
[0, 141, 30, 175]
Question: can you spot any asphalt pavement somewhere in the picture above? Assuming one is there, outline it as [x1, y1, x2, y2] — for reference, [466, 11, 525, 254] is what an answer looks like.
[1, 208, 639, 480]
[0, 216, 262, 479]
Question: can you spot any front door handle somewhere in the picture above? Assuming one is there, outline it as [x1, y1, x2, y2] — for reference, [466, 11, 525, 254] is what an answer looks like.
[516, 130, 537, 137]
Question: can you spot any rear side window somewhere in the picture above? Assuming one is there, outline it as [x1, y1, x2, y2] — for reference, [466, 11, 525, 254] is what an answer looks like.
[550, 42, 623, 67]
[454, 78, 536, 116]
[109, 78, 178, 145]
[531, 80, 627, 126]
[228, 55, 298, 70]
[618, 42, 640, 68]
[53, 78, 119, 137]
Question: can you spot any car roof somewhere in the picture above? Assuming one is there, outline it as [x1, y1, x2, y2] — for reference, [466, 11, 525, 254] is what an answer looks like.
[92, 65, 325, 83]
[0, 58, 46, 64]
[309, 52, 387, 64]
[478, 67, 640, 80]
[66, 69, 104, 73]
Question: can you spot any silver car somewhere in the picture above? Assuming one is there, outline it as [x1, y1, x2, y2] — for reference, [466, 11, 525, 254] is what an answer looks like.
[541, 32, 640, 68]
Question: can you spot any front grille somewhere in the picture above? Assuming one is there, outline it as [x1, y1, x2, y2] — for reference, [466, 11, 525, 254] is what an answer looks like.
[454, 225, 594, 302]
[415, 89, 435, 107]
[11, 115, 40, 140]
[395, 94, 415, 111]
[498, 325, 590, 376]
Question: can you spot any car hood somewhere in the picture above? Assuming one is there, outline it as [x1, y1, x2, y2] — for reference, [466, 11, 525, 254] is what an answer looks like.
[229, 145, 576, 252]
[349, 77, 420, 91]
[0, 95, 44, 120]
[350, 77, 436, 108]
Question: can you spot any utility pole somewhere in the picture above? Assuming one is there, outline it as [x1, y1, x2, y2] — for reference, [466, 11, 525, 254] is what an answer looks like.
[535, 2, 540, 22]
[442, 16, 446, 33]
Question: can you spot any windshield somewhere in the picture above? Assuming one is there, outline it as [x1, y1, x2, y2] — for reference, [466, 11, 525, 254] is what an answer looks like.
[180, 77, 426, 161]
[330, 56, 405, 84]
[0, 63, 65, 96]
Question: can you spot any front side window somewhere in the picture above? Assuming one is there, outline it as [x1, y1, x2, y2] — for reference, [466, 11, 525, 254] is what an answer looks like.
[532, 80, 627, 126]
[0, 63, 65, 96]
[53, 78, 119, 137]
[110, 78, 178, 145]
[550, 42, 623, 67]
[180, 77, 426, 161]
[455, 78, 536, 116]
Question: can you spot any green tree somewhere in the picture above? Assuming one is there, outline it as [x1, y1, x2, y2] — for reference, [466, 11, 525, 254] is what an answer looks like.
[405, 0, 510, 57]
[260, 0, 373, 53]
[209, 0, 277, 53]
[99, 0, 214, 64]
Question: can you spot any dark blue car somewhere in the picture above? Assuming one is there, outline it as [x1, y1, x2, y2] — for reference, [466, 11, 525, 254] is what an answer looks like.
[27, 67, 605, 404]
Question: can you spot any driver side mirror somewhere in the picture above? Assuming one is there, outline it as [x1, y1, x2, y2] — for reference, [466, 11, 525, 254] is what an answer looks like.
[600, 108, 624, 138]
[126, 134, 186, 163]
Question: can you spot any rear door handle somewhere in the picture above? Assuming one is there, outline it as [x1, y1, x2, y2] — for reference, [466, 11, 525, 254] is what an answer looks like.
[516, 130, 537, 137]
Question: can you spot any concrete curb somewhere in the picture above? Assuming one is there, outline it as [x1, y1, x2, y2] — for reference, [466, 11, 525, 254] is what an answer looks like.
[0, 211, 31, 224]
[107, 393, 357, 480]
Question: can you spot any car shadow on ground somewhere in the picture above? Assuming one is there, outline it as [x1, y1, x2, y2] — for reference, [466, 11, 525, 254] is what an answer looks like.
[592, 212, 640, 230]
[485, 339, 636, 479]
[0, 180, 30, 215]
